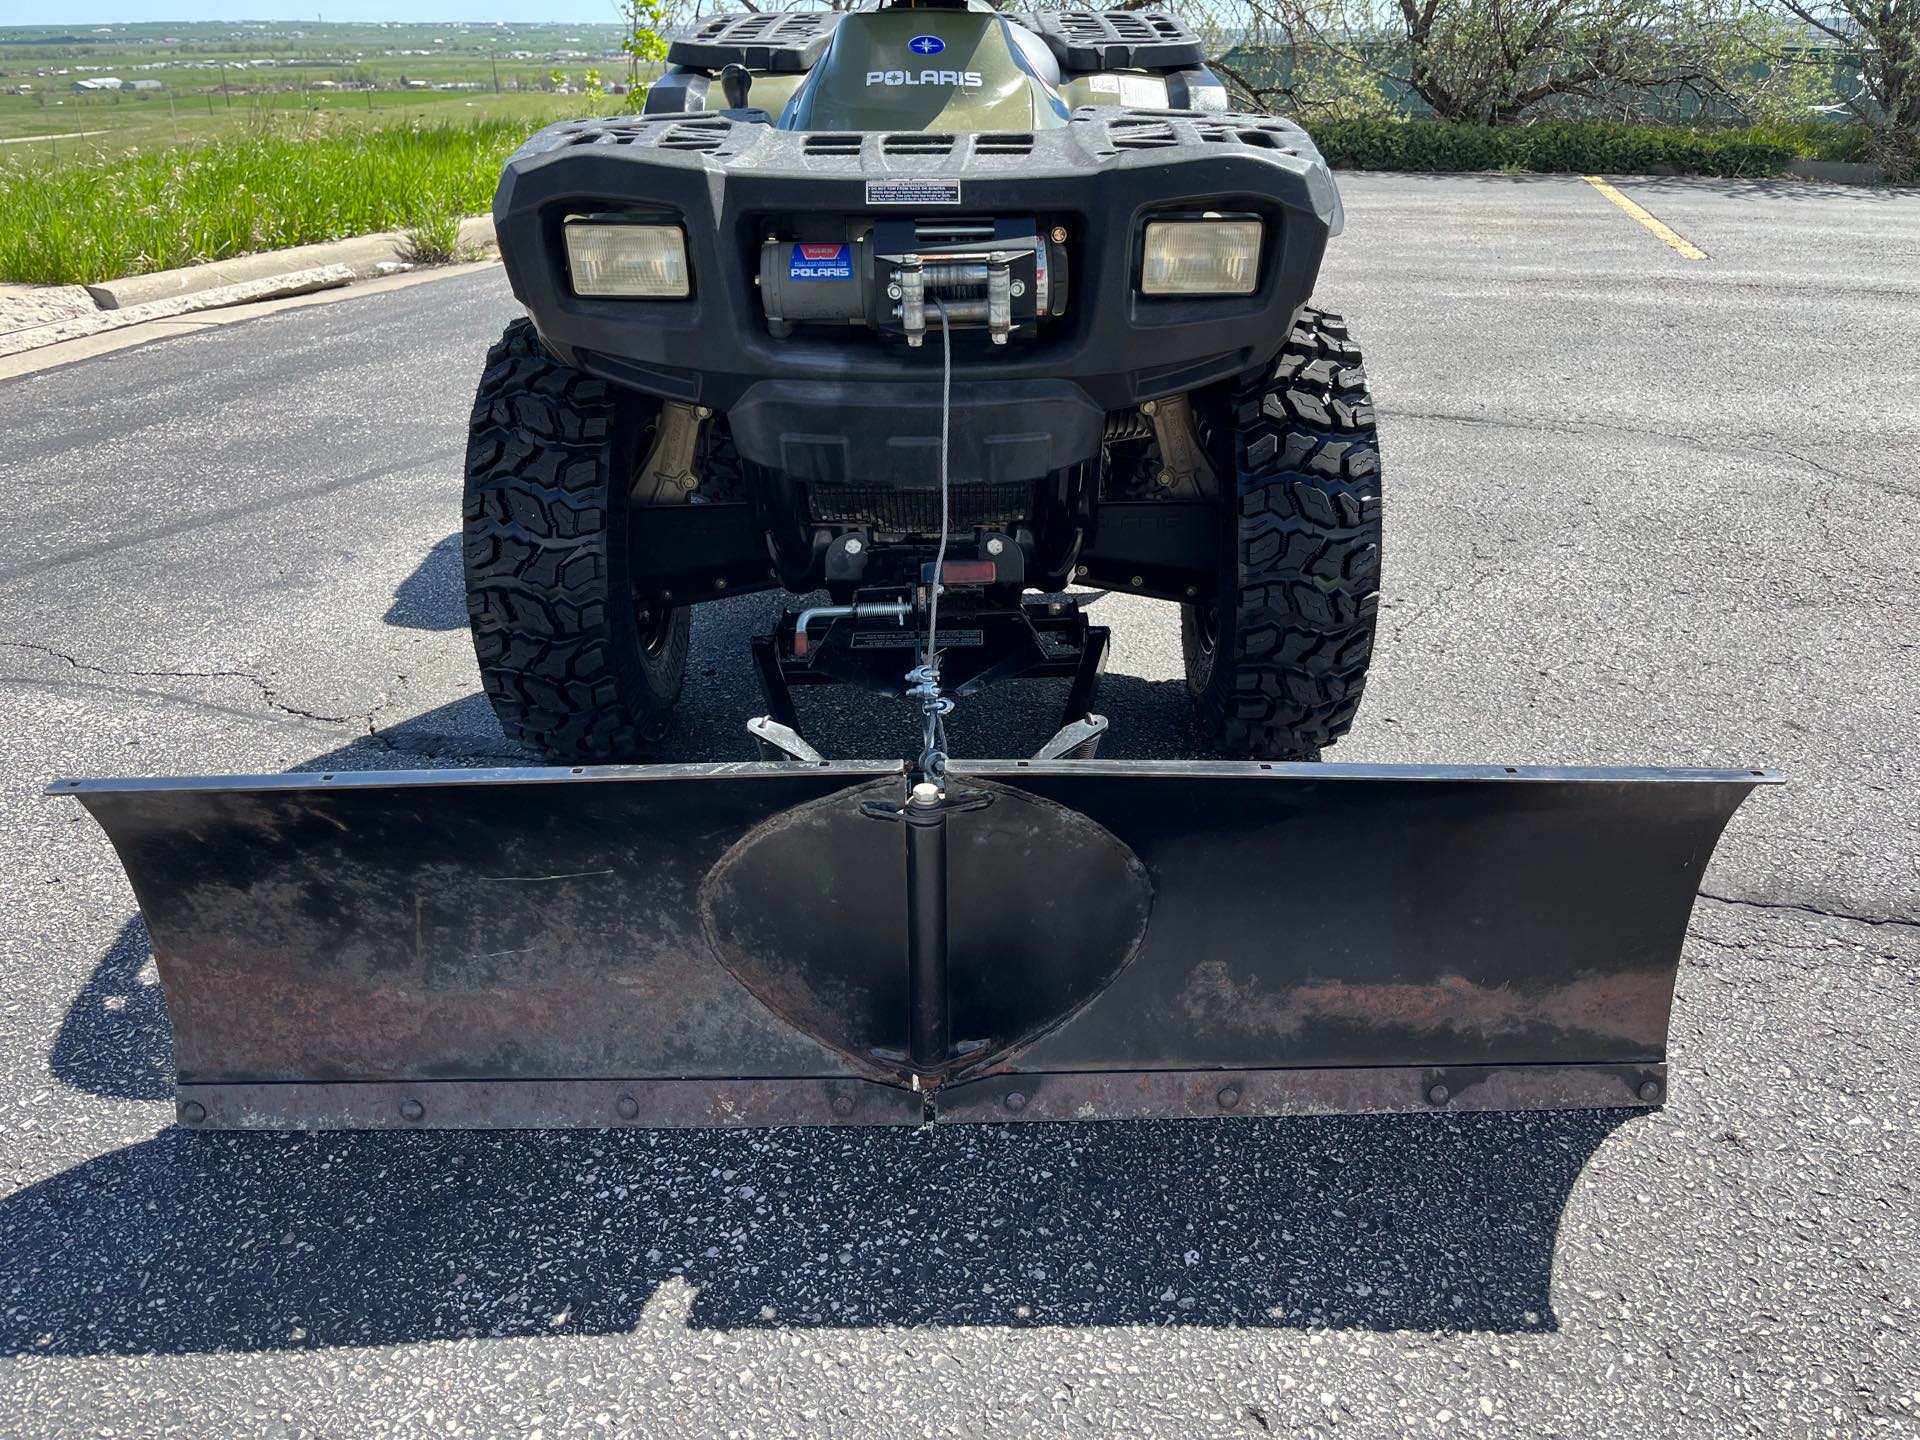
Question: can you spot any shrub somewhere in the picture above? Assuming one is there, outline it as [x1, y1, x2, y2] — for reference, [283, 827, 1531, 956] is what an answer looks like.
[1308, 118, 1799, 175]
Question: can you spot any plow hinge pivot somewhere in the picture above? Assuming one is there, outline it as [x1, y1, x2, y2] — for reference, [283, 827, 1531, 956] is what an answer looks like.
[862, 781, 994, 1077]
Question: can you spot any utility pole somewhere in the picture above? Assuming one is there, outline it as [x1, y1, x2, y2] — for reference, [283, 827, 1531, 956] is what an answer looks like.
[490, 47, 500, 95]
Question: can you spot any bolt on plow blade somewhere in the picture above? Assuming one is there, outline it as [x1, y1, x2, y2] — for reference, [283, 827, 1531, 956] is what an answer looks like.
[53, 759, 1777, 1130]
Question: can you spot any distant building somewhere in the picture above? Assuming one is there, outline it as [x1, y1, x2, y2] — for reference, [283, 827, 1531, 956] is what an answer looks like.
[71, 77, 123, 91]
[126, 79, 163, 91]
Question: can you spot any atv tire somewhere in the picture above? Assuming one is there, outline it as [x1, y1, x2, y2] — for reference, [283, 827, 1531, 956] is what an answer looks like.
[1182, 306, 1382, 760]
[463, 317, 690, 762]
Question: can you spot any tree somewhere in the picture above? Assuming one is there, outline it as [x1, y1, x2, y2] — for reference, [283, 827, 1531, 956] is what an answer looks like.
[1192, 0, 1816, 125]
[621, 0, 672, 76]
[1775, 0, 1920, 176]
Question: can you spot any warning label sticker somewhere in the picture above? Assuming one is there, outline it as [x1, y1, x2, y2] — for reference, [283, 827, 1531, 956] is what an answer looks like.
[788, 242, 852, 281]
[865, 178, 962, 206]
[850, 628, 984, 650]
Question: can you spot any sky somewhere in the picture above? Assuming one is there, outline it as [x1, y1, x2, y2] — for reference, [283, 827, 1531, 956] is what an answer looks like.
[0, 2, 624, 22]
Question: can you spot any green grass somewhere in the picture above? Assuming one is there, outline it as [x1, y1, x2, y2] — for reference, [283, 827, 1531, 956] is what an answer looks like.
[0, 113, 560, 285]
[400, 202, 468, 266]
[0, 90, 605, 168]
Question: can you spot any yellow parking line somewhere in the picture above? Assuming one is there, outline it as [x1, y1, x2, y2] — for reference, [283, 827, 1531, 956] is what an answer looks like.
[1583, 176, 1710, 260]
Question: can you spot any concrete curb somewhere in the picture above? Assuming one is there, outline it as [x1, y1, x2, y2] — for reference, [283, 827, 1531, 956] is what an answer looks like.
[1786, 159, 1889, 186]
[87, 235, 409, 309]
[86, 213, 497, 309]
[0, 257, 500, 382]
[0, 282, 96, 337]
[0, 265, 357, 359]
[0, 213, 499, 365]
[456, 214, 497, 256]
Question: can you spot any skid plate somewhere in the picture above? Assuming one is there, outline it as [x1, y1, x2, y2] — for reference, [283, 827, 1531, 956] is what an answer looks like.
[54, 759, 1777, 1129]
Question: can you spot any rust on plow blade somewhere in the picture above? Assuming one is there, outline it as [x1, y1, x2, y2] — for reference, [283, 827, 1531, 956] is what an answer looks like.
[52, 759, 1778, 1130]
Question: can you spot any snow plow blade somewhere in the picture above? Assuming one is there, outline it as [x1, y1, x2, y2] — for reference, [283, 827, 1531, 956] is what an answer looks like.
[55, 760, 1776, 1130]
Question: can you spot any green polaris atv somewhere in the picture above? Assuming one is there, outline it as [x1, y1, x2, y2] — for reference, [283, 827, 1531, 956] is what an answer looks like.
[64, 8, 1778, 1138]
[466, 0, 1380, 762]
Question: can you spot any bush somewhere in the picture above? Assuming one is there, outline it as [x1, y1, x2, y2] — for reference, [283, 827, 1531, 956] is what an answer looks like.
[1746, 119, 1877, 163]
[1309, 118, 1800, 176]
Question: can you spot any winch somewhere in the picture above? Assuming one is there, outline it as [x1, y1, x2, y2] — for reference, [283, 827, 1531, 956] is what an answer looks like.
[758, 216, 1068, 345]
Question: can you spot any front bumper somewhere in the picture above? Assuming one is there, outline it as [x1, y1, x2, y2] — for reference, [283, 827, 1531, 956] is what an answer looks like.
[493, 107, 1343, 485]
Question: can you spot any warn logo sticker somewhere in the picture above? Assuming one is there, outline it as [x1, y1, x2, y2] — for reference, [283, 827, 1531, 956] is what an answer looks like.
[788, 242, 852, 281]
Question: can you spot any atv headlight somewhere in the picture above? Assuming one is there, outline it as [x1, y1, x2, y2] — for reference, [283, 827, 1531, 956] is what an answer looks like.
[565, 219, 690, 298]
[1140, 218, 1263, 297]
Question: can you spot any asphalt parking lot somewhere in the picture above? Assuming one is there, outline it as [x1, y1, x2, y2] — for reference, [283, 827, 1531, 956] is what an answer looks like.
[1, 172, 1916, 1437]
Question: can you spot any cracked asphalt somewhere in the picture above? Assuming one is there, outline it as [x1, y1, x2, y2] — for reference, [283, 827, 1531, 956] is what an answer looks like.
[1, 174, 1916, 1437]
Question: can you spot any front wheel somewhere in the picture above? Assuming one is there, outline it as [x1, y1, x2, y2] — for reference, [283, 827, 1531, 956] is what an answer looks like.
[463, 318, 690, 762]
[1183, 306, 1383, 760]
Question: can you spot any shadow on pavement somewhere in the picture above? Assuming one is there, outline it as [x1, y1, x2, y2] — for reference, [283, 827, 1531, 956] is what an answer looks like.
[0, 1109, 1625, 1355]
[47, 919, 171, 1102]
[1614, 174, 1919, 203]
[26, 590, 1632, 1355]
[382, 532, 466, 632]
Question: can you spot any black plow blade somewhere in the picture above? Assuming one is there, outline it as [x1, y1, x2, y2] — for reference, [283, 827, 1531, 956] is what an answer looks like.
[54, 759, 1777, 1129]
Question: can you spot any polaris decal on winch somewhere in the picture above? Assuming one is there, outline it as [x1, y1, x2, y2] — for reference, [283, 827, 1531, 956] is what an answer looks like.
[788, 242, 852, 281]
[865, 69, 983, 87]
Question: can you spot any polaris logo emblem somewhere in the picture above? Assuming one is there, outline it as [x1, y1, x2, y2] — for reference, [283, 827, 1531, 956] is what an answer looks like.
[909, 34, 945, 55]
[867, 69, 984, 88]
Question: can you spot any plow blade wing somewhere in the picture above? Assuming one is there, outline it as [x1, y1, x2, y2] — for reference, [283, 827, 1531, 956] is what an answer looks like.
[55, 759, 1776, 1129]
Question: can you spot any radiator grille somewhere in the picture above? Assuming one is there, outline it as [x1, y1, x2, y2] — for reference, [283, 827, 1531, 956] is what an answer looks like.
[807, 483, 1032, 534]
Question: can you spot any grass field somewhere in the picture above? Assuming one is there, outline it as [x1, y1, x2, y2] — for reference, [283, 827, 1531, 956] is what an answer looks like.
[0, 113, 571, 285]
[0, 22, 639, 284]
[0, 89, 595, 172]
[0, 18, 637, 169]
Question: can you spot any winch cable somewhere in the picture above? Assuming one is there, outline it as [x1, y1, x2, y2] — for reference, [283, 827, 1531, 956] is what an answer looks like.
[905, 297, 955, 780]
